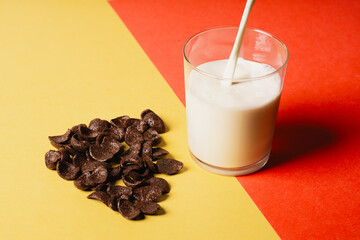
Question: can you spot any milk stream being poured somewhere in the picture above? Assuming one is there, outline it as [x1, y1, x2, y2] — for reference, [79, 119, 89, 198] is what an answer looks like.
[186, 58, 281, 168]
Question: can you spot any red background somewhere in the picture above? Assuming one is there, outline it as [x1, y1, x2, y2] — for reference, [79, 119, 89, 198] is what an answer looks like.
[110, 0, 360, 239]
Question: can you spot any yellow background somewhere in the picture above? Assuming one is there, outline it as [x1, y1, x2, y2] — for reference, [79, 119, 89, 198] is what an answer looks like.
[0, 0, 279, 239]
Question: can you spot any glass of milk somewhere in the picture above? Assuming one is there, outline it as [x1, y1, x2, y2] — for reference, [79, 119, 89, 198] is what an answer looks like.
[183, 27, 288, 176]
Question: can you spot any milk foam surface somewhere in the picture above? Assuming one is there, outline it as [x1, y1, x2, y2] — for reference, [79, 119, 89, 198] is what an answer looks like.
[189, 59, 281, 109]
[186, 59, 281, 168]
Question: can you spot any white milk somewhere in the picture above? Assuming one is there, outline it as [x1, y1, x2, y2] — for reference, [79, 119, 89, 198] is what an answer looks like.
[186, 59, 281, 168]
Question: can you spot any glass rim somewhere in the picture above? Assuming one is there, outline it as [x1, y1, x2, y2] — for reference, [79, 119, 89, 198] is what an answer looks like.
[183, 27, 289, 82]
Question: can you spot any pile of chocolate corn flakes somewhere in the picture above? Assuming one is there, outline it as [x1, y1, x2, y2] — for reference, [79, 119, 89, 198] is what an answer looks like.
[45, 109, 183, 220]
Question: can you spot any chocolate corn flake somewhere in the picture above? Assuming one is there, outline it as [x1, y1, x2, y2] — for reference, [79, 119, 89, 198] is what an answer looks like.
[89, 118, 110, 133]
[70, 134, 89, 153]
[45, 150, 61, 170]
[156, 159, 183, 175]
[102, 136, 123, 154]
[89, 136, 122, 161]
[102, 127, 125, 143]
[87, 191, 110, 206]
[63, 145, 77, 156]
[74, 172, 92, 190]
[146, 177, 170, 194]
[89, 145, 114, 161]
[122, 164, 142, 176]
[74, 166, 108, 190]
[88, 165, 108, 185]
[152, 148, 169, 158]
[136, 201, 160, 215]
[108, 195, 119, 211]
[58, 148, 71, 162]
[122, 174, 147, 188]
[93, 183, 110, 192]
[45, 109, 183, 220]
[142, 110, 165, 134]
[48, 129, 72, 148]
[108, 165, 121, 179]
[143, 154, 158, 173]
[125, 126, 144, 146]
[56, 160, 80, 180]
[142, 141, 152, 157]
[73, 153, 87, 168]
[123, 142, 142, 157]
[110, 116, 131, 129]
[118, 199, 141, 220]
[133, 185, 163, 202]
[80, 159, 109, 174]
[140, 109, 153, 119]
[77, 124, 98, 141]
[143, 128, 161, 146]
[121, 155, 144, 168]
[107, 185, 132, 199]
[136, 120, 149, 133]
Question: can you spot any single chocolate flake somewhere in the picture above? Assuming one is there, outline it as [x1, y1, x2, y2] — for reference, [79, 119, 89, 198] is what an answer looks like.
[58, 148, 71, 162]
[45, 150, 61, 170]
[140, 109, 153, 119]
[89, 118, 110, 133]
[63, 145, 77, 156]
[143, 155, 158, 173]
[70, 134, 89, 152]
[102, 136, 123, 155]
[74, 166, 108, 190]
[48, 129, 72, 146]
[89, 136, 122, 161]
[108, 165, 121, 179]
[102, 127, 125, 142]
[56, 160, 80, 180]
[122, 165, 151, 186]
[110, 116, 131, 128]
[118, 199, 141, 220]
[73, 153, 87, 168]
[87, 191, 110, 206]
[130, 119, 141, 128]
[142, 141, 152, 157]
[95, 132, 106, 145]
[122, 174, 146, 188]
[152, 148, 169, 158]
[108, 196, 119, 211]
[156, 159, 183, 175]
[88, 165, 108, 185]
[122, 155, 144, 168]
[143, 128, 161, 146]
[74, 172, 92, 190]
[137, 168, 151, 179]
[142, 110, 165, 134]
[125, 126, 144, 146]
[136, 120, 149, 133]
[93, 183, 110, 192]
[86, 150, 95, 161]
[81, 159, 109, 173]
[136, 201, 160, 215]
[133, 185, 163, 202]
[78, 124, 98, 141]
[70, 124, 80, 134]
[128, 171, 142, 181]
[123, 143, 142, 157]
[146, 177, 170, 194]
[122, 164, 142, 176]
[107, 185, 132, 199]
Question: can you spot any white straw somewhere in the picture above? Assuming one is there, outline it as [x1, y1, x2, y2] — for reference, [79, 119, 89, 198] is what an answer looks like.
[222, 0, 256, 86]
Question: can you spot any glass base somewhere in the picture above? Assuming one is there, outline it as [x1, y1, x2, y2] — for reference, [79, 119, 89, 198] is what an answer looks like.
[190, 151, 269, 176]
